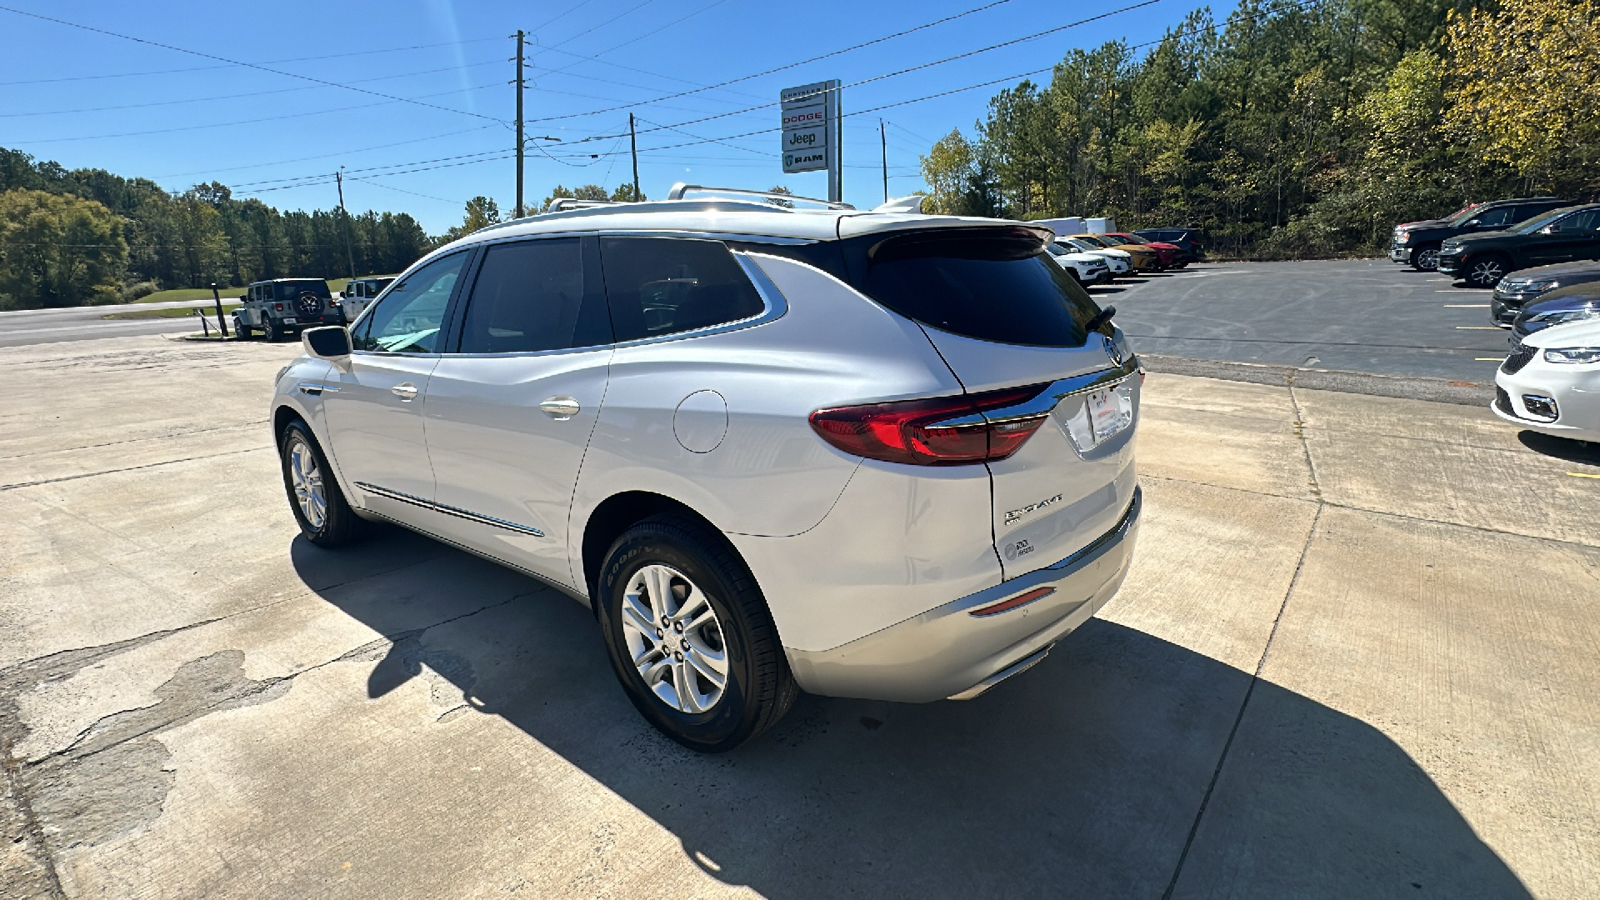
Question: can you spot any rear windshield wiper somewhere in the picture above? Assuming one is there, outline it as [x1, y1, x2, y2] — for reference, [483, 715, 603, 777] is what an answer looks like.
[1085, 305, 1116, 334]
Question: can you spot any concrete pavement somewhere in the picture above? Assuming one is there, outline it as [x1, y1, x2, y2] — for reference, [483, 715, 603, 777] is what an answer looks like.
[1, 335, 1596, 898]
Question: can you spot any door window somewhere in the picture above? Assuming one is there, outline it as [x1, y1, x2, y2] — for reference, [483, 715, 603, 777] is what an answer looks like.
[352, 251, 469, 354]
[1548, 209, 1600, 233]
[457, 238, 606, 353]
[599, 237, 765, 342]
[1468, 207, 1516, 228]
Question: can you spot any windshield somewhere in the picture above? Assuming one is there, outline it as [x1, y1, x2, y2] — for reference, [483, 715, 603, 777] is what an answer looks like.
[1044, 243, 1068, 257]
[1446, 204, 1484, 226]
[1075, 235, 1112, 249]
[1112, 233, 1149, 245]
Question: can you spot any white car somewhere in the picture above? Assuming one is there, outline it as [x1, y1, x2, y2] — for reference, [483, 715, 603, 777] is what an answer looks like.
[1044, 242, 1110, 284]
[1493, 317, 1600, 443]
[272, 185, 1143, 751]
[1059, 237, 1132, 277]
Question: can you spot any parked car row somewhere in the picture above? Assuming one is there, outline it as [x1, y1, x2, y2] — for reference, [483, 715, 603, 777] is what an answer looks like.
[233, 276, 395, 342]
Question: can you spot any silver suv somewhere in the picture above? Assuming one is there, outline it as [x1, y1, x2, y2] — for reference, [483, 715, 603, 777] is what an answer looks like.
[272, 186, 1143, 751]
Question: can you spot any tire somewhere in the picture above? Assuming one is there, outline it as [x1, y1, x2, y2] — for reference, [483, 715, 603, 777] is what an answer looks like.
[1466, 253, 1511, 288]
[1409, 244, 1441, 271]
[233, 316, 251, 341]
[264, 317, 284, 343]
[279, 420, 362, 547]
[595, 514, 797, 752]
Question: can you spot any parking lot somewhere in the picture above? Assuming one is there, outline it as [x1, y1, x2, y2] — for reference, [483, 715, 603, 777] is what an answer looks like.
[1105, 258, 1515, 384]
[2, 312, 1596, 898]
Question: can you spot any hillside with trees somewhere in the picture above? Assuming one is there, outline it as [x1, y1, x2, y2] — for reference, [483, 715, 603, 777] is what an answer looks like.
[921, 0, 1600, 257]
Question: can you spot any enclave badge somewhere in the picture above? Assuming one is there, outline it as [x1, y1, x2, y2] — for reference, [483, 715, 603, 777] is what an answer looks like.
[1103, 333, 1125, 367]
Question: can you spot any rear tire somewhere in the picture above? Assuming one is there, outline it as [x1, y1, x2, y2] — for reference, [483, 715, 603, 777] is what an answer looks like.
[279, 420, 362, 547]
[596, 514, 797, 752]
[1466, 253, 1511, 288]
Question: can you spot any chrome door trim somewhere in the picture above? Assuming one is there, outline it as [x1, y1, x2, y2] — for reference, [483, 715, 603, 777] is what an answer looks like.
[355, 481, 546, 537]
[297, 382, 341, 395]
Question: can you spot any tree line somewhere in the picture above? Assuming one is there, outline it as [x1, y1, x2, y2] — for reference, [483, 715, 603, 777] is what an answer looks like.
[920, 0, 1600, 257]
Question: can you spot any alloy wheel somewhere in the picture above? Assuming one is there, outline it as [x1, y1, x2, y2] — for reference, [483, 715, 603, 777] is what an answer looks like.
[1415, 248, 1439, 271]
[1470, 258, 1506, 286]
[620, 564, 727, 714]
[287, 437, 327, 529]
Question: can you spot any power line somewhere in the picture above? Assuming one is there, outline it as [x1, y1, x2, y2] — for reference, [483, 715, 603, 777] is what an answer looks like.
[545, 0, 657, 50]
[0, 5, 504, 122]
[0, 35, 506, 87]
[524, 0, 1020, 125]
[344, 176, 463, 205]
[0, 58, 508, 119]
[14, 83, 503, 145]
[149, 125, 501, 179]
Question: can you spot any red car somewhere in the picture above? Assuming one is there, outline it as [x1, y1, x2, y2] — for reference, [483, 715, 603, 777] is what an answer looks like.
[1104, 232, 1182, 269]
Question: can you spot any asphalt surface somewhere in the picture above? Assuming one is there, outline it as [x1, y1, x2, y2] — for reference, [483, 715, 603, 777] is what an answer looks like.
[1104, 258, 1514, 384]
[0, 299, 231, 348]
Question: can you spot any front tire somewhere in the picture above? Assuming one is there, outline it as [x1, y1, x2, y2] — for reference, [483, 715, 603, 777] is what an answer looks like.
[264, 317, 284, 343]
[596, 515, 796, 752]
[233, 316, 252, 340]
[279, 420, 362, 547]
[1466, 253, 1510, 288]
[1410, 244, 1441, 271]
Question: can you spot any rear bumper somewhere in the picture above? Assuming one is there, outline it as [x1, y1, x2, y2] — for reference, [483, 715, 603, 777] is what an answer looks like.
[785, 487, 1142, 703]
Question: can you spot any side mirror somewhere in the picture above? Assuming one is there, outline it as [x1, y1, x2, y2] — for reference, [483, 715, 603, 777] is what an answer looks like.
[302, 325, 352, 360]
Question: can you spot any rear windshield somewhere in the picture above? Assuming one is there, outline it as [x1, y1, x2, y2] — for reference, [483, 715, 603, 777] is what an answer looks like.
[841, 227, 1104, 348]
[275, 281, 331, 298]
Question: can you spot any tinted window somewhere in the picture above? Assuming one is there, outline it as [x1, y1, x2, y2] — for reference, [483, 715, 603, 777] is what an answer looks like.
[1549, 209, 1600, 232]
[352, 252, 468, 353]
[275, 281, 331, 299]
[1470, 207, 1517, 228]
[843, 227, 1103, 348]
[600, 237, 765, 342]
[459, 239, 605, 353]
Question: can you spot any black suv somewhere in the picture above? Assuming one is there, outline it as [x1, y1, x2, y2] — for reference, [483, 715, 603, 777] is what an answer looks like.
[1489, 260, 1600, 325]
[1133, 227, 1204, 265]
[1390, 197, 1568, 271]
[1438, 204, 1600, 288]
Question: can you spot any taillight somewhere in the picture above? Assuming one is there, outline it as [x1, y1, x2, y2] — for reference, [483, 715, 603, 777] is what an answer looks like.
[809, 384, 1051, 466]
[274, 303, 284, 310]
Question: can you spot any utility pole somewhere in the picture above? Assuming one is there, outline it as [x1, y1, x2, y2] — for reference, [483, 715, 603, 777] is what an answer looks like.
[335, 167, 356, 281]
[513, 29, 526, 218]
[880, 119, 888, 204]
[629, 112, 640, 202]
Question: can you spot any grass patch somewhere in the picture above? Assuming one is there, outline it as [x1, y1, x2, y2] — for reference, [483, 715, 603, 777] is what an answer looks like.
[128, 287, 250, 304]
[104, 302, 241, 320]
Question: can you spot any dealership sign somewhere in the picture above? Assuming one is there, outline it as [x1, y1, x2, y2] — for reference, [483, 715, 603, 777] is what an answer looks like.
[780, 80, 839, 179]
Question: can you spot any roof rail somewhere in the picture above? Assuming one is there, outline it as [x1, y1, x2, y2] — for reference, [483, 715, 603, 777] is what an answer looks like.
[666, 183, 855, 210]
[543, 197, 624, 214]
[873, 195, 927, 214]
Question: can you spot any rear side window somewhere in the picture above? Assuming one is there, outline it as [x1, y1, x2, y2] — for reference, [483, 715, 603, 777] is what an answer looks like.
[457, 238, 608, 353]
[843, 227, 1103, 348]
[600, 237, 765, 342]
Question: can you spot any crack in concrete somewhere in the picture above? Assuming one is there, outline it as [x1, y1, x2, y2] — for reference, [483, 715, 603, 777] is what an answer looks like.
[0, 420, 266, 462]
[1, 446, 267, 492]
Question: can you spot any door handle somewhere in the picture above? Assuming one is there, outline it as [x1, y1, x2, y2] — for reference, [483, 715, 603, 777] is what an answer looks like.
[539, 396, 581, 419]
[391, 382, 419, 401]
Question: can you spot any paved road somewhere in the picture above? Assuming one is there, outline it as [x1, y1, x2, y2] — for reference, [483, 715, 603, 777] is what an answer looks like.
[0, 299, 230, 348]
[1106, 258, 1513, 383]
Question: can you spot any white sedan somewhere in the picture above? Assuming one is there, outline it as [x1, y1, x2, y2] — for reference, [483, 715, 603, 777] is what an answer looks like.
[1493, 317, 1600, 443]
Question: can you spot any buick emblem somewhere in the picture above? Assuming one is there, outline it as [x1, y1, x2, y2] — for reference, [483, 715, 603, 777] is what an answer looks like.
[1102, 333, 1125, 367]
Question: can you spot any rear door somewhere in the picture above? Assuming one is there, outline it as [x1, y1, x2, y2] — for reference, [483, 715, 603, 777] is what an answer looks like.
[323, 250, 472, 516]
[422, 236, 612, 589]
[838, 225, 1139, 581]
[1526, 209, 1600, 267]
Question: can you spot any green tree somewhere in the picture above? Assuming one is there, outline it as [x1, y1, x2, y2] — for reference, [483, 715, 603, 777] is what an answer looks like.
[0, 188, 128, 309]
[441, 196, 502, 243]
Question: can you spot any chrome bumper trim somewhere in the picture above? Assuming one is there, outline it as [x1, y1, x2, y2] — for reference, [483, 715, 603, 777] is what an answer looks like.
[354, 481, 545, 537]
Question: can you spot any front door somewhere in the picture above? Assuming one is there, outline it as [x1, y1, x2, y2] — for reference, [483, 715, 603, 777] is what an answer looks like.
[424, 236, 613, 590]
[322, 250, 473, 520]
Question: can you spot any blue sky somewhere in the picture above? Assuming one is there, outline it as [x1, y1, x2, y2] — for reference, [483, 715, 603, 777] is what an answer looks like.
[1, 0, 1227, 234]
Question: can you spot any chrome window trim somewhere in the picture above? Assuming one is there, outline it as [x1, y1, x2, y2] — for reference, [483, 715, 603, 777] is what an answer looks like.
[471, 229, 816, 249]
[355, 481, 546, 537]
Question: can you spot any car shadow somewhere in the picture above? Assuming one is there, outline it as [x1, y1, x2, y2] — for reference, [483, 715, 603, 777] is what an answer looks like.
[1517, 430, 1600, 463]
[290, 534, 1532, 899]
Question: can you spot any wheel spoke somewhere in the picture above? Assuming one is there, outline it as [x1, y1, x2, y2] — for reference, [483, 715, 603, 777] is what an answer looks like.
[621, 594, 655, 635]
[673, 660, 702, 713]
[686, 646, 727, 689]
[674, 591, 708, 627]
[639, 654, 671, 684]
[644, 566, 671, 622]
